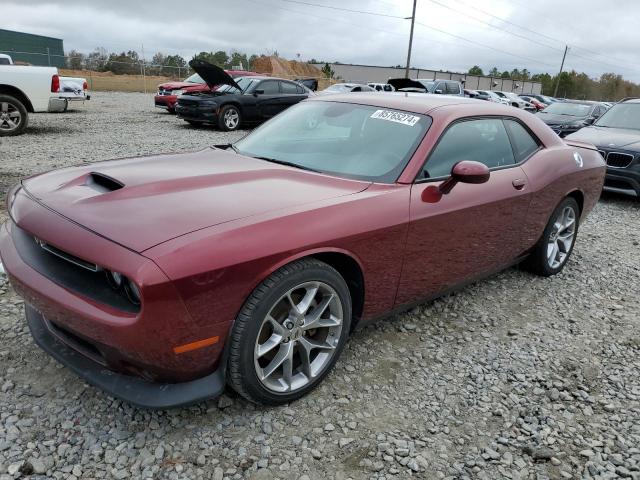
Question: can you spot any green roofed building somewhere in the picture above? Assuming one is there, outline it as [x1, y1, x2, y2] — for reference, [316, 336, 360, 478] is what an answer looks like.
[0, 29, 65, 68]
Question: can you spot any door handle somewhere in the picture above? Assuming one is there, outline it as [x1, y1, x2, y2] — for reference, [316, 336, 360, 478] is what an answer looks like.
[512, 178, 527, 190]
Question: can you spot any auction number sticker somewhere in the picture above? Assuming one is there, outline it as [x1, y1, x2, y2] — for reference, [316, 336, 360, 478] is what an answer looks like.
[370, 109, 420, 126]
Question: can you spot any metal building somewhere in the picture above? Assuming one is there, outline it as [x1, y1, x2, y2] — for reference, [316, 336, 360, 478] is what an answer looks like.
[313, 63, 543, 95]
[0, 29, 65, 68]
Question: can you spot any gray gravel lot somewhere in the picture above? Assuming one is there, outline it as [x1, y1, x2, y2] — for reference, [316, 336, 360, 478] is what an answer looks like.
[0, 92, 639, 480]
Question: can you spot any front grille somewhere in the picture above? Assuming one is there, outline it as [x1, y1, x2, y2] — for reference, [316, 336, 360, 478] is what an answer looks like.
[607, 152, 634, 168]
[12, 225, 139, 313]
[48, 319, 106, 366]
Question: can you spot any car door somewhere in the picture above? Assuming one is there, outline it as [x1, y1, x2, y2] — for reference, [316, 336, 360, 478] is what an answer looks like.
[395, 117, 535, 306]
[254, 80, 284, 119]
[278, 81, 307, 113]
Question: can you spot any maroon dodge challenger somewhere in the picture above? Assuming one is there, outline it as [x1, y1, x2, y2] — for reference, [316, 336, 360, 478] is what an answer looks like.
[0, 94, 605, 408]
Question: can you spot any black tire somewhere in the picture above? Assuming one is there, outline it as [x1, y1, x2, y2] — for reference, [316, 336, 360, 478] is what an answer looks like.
[227, 258, 352, 405]
[522, 197, 580, 276]
[0, 94, 29, 136]
[218, 105, 241, 131]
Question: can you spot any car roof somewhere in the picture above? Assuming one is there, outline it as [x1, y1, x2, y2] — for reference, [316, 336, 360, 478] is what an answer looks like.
[559, 99, 598, 105]
[307, 92, 511, 114]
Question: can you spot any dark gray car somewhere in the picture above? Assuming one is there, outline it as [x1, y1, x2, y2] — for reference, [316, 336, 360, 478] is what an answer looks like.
[566, 98, 640, 197]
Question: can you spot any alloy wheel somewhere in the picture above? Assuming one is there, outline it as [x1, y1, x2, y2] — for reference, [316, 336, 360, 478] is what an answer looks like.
[254, 281, 343, 393]
[0, 102, 21, 133]
[224, 108, 239, 129]
[547, 206, 576, 269]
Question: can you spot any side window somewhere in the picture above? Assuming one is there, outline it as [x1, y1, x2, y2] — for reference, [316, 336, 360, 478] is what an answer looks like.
[296, 84, 306, 94]
[258, 80, 279, 94]
[352, 86, 362, 92]
[384, 85, 393, 92]
[446, 82, 461, 95]
[422, 118, 516, 179]
[504, 119, 540, 162]
[280, 81, 299, 94]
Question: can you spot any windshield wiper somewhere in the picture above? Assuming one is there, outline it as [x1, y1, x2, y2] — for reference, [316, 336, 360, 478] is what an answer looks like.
[251, 156, 321, 173]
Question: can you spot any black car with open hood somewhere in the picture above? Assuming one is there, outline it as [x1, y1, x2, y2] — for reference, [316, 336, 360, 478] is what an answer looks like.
[566, 98, 640, 197]
[175, 60, 311, 131]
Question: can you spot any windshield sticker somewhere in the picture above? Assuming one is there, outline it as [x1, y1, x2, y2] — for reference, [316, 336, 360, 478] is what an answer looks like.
[370, 109, 420, 126]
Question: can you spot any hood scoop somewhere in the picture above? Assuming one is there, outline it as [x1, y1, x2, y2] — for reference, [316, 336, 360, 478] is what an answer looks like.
[86, 172, 124, 193]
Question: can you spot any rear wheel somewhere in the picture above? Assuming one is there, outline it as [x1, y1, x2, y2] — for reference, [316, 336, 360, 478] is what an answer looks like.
[523, 197, 580, 276]
[228, 258, 351, 405]
[218, 105, 241, 131]
[0, 94, 28, 136]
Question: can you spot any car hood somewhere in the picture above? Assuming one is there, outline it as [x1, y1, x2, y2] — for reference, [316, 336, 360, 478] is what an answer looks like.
[566, 126, 640, 151]
[158, 81, 206, 90]
[189, 60, 241, 91]
[536, 112, 586, 125]
[21, 148, 370, 252]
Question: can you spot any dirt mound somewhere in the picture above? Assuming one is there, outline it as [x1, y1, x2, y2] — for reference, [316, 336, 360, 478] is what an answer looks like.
[252, 56, 322, 79]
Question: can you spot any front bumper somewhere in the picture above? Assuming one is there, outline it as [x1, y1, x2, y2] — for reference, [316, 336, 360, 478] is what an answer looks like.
[26, 304, 225, 409]
[175, 104, 219, 123]
[604, 167, 640, 196]
[0, 188, 231, 404]
[154, 95, 177, 110]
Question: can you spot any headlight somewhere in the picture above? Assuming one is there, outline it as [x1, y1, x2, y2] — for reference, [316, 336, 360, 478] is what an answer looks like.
[173, 89, 186, 96]
[124, 279, 141, 305]
[105, 270, 140, 305]
[106, 270, 123, 288]
[567, 121, 586, 128]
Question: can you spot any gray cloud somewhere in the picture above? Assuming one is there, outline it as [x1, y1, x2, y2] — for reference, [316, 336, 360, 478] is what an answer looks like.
[3, 0, 640, 81]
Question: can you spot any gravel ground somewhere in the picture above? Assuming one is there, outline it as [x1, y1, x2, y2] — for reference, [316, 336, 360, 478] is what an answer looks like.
[0, 92, 639, 480]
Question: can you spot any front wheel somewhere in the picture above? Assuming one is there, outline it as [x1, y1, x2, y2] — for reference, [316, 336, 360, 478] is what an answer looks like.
[218, 105, 241, 131]
[522, 197, 580, 276]
[227, 259, 352, 405]
[0, 94, 28, 136]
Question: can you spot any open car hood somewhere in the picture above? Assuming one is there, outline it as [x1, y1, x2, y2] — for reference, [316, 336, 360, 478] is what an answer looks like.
[188, 60, 242, 91]
[387, 78, 427, 92]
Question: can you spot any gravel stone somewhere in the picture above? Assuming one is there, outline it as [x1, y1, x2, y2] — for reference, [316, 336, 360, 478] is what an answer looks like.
[0, 92, 638, 479]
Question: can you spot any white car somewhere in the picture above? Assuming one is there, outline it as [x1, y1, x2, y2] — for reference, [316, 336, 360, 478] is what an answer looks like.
[476, 90, 509, 105]
[57, 76, 91, 110]
[495, 91, 533, 110]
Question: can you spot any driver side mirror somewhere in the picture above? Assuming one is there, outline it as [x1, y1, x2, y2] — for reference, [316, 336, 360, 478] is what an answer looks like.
[421, 161, 491, 203]
[253, 89, 264, 96]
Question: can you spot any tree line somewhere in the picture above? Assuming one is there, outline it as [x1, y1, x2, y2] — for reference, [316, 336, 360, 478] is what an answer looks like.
[65, 48, 263, 77]
[467, 65, 639, 101]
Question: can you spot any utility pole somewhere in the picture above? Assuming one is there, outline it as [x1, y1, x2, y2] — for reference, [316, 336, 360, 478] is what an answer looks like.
[404, 0, 417, 79]
[553, 45, 568, 97]
[141, 43, 147, 94]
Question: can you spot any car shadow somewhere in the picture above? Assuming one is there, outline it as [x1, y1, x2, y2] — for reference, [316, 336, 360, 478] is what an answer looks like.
[599, 190, 639, 208]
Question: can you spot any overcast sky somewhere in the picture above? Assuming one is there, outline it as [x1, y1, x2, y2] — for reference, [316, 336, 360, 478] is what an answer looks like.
[3, 0, 640, 81]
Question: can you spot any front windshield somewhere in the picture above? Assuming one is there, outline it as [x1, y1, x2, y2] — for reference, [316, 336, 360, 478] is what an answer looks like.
[595, 103, 640, 129]
[234, 101, 432, 183]
[542, 102, 592, 116]
[184, 73, 204, 83]
[217, 77, 260, 93]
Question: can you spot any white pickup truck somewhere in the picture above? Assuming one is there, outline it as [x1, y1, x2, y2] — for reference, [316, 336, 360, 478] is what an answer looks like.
[0, 54, 90, 136]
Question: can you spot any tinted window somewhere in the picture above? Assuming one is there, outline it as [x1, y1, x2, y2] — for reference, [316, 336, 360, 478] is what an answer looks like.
[296, 84, 306, 94]
[422, 119, 516, 179]
[258, 80, 279, 94]
[505, 120, 539, 161]
[0, 58, 10, 65]
[446, 82, 460, 94]
[280, 81, 299, 94]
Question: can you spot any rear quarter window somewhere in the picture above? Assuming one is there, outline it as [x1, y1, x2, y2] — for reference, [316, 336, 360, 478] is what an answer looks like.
[504, 119, 540, 162]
